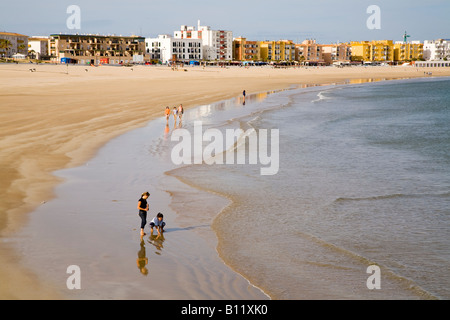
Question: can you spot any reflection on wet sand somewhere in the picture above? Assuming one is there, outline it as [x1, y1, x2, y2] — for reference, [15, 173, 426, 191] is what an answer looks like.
[165, 120, 182, 136]
[148, 233, 165, 255]
[136, 233, 165, 276]
[137, 235, 149, 276]
[164, 124, 170, 140]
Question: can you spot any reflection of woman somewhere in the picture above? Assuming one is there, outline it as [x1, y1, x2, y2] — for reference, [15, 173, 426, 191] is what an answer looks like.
[137, 236, 148, 275]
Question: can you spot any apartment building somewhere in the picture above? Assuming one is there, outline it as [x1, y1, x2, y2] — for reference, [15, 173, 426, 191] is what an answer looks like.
[0, 32, 29, 58]
[393, 41, 424, 62]
[174, 21, 233, 61]
[260, 40, 295, 62]
[232, 37, 261, 61]
[28, 36, 49, 60]
[145, 34, 202, 64]
[322, 43, 352, 64]
[295, 39, 325, 65]
[49, 34, 147, 65]
[423, 39, 450, 61]
[351, 40, 394, 62]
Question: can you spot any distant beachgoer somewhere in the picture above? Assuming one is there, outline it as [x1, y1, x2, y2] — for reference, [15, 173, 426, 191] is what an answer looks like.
[165, 106, 171, 122]
[150, 212, 166, 236]
[173, 106, 178, 121]
[178, 104, 184, 121]
[138, 192, 150, 236]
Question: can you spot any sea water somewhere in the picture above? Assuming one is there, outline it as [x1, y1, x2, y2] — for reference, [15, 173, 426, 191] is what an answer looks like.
[172, 77, 450, 299]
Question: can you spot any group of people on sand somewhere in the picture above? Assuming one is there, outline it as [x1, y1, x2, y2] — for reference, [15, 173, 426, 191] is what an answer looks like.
[137, 192, 165, 275]
[138, 192, 165, 237]
[165, 104, 184, 126]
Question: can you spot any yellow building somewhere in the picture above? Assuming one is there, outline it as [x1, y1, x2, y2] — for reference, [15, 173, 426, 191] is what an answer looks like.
[351, 40, 394, 62]
[260, 40, 295, 62]
[350, 41, 371, 62]
[394, 41, 424, 62]
[232, 37, 261, 61]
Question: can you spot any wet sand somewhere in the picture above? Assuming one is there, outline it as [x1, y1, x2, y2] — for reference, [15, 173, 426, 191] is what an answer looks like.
[1, 63, 450, 299]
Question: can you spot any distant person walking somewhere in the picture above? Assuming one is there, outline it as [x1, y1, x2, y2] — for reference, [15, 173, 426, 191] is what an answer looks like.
[164, 106, 171, 122]
[173, 106, 178, 125]
[178, 104, 184, 123]
[138, 192, 150, 236]
[243, 90, 246, 104]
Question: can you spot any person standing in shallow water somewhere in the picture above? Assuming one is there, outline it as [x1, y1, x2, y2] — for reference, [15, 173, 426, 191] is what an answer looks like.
[177, 104, 184, 124]
[138, 192, 150, 236]
[164, 106, 171, 123]
[172, 106, 178, 126]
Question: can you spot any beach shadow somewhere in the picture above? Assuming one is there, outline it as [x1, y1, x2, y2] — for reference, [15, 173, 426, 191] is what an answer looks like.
[162, 224, 209, 233]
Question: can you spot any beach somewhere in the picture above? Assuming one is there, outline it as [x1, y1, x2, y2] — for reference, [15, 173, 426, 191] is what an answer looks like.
[1, 63, 450, 299]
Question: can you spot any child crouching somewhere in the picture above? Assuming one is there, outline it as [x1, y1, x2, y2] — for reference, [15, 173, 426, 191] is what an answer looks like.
[150, 212, 166, 235]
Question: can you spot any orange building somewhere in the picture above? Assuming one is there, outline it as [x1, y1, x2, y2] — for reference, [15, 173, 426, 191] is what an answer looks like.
[295, 39, 325, 65]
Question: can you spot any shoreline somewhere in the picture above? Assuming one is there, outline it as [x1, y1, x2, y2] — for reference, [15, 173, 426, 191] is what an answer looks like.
[1, 64, 450, 299]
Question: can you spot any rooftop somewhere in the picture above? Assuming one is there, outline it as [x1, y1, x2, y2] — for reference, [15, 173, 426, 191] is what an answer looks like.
[49, 33, 145, 40]
[0, 31, 29, 37]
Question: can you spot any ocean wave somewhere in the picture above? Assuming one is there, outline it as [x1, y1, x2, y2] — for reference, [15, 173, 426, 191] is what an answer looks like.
[334, 192, 450, 203]
[294, 231, 439, 300]
[311, 91, 331, 103]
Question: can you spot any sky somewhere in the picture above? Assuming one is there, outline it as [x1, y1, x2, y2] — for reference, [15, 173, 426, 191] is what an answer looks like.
[0, 0, 449, 43]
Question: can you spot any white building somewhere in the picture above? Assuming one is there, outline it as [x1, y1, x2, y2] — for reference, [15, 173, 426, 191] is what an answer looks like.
[28, 36, 49, 60]
[174, 20, 233, 61]
[0, 32, 28, 58]
[423, 39, 450, 61]
[415, 60, 450, 68]
[145, 34, 202, 64]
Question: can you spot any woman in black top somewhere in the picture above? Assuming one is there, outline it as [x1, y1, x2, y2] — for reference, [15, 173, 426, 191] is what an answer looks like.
[138, 192, 150, 236]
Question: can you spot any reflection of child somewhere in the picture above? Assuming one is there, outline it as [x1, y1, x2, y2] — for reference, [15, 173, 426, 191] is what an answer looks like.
[150, 212, 166, 235]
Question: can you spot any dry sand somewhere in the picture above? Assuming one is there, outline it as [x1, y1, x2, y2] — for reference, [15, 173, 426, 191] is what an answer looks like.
[1, 63, 449, 299]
